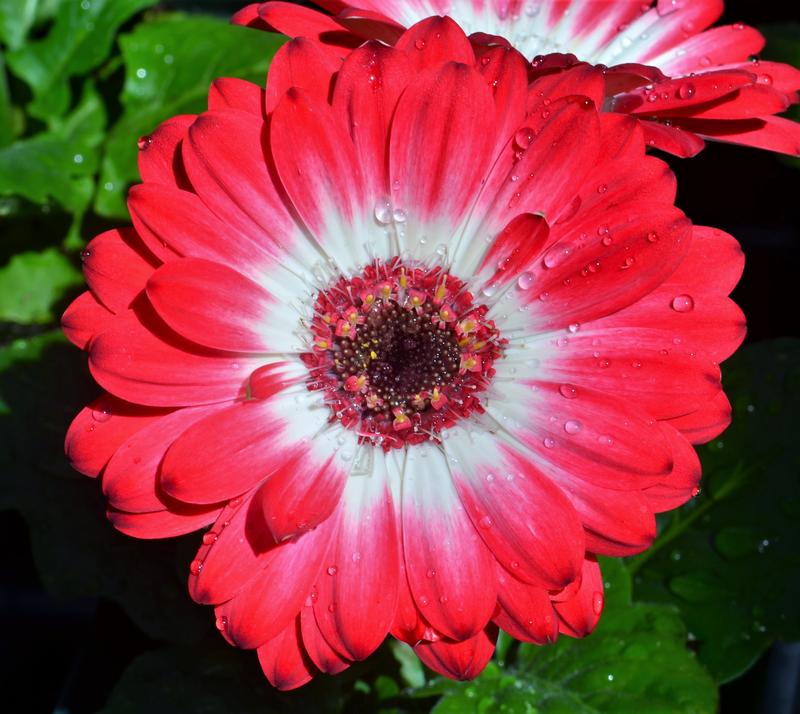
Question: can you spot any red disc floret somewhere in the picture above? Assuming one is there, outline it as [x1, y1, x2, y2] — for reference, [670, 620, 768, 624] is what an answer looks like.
[300, 258, 505, 449]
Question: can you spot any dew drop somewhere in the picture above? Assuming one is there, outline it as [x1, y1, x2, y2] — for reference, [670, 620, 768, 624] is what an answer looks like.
[543, 437, 556, 449]
[760, 73, 773, 85]
[646, 231, 659, 243]
[137, 135, 152, 150]
[327, 566, 338, 576]
[351, 551, 361, 563]
[559, 383, 578, 399]
[418, 595, 430, 606]
[392, 207, 408, 223]
[597, 183, 608, 194]
[598, 434, 614, 446]
[677, 82, 696, 99]
[517, 271, 535, 290]
[514, 127, 535, 149]
[671, 294, 695, 312]
[568, 322, 580, 333]
[426, 568, 436, 578]
[478, 515, 494, 529]
[542, 242, 572, 269]
[189, 559, 204, 576]
[91, 407, 112, 423]
[215, 616, 228, 631]
[592, 591, 604, 614]
[564, 419, 582, 435]
[374, 200, 392, 224]
[202, 531, 218, 545]
[481, 282, 498, 297]
[414, 38, 426, 50]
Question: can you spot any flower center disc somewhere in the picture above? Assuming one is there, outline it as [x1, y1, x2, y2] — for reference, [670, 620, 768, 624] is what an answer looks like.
[302, 258, 504, 449]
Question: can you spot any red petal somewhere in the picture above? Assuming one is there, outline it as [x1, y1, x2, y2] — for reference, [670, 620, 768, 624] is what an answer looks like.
[401, 445, 497, 641]
[108, 503, 220, 539]
[313, 470, 399, 660]
[215, 512, 338, 649]
[265, 36, 342, 114]
[65, 394, 167, 478]
[256, 618, 317, 691]
[208, 78, 265, 117]
[394, 16, 475, 73]
[102, 404, 225, 512]
[89, 308, 263, 407]
[138, 115, 194, 189]
[331, 41, 410, 194]
[146, 258, 279, 353]
[414, 624, 498, 680]
[494, 564, 558, 644]
[62, 291, 114, 350]
[446, 432, 585, 590]
[554, 556, 604, 638]
[270, 88, 368, 252]
[389, 62, 496, 228]
[82, 228, 157, 313]
[300, 607, 351, 674]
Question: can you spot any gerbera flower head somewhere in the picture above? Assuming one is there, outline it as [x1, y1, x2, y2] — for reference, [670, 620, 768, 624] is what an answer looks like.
[235, 0, 800, 157]
[63, 17, 745, 690]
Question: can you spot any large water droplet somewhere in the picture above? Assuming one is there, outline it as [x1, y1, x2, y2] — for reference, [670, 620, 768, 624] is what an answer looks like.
[543, 242, 572, 269]
[677, 82, 696, 99]
[592, 591, 604, 614]
[559, 383, 578, 399]
[91, 407, 112, 423]
[671, 294, 695, 312]
[517, 271, 535, 290]
[564, 420, 582, 434]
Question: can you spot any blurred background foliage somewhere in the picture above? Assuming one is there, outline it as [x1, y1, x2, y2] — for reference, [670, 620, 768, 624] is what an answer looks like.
[0, 1, 798, 712]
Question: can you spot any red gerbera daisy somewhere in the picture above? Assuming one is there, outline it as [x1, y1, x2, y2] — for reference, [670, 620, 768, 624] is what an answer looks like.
[63, 18, 745, 690]
[235, 0, 800, 157]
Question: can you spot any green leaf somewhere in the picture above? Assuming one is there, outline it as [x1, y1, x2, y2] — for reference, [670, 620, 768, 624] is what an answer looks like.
[415, 559, 717, 714]
[0, 54, 15, 147]
[0, 80, 105, 215]
[0, 0, 40, 51]
[0, 247, 81, 323]
[631, 339, 800, 683]
[96, 14, 283, 218]
[6, 0, 156, 118]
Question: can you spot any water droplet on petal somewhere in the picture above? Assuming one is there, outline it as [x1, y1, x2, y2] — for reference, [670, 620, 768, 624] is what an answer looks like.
[592, 591, 604, 614]
[559, 383, 578, 399]
[597, 183, 608, 194]
[91, 407, 112, 422]
[598, 434, 614, 446]
[514, 127, 535, 149]
[392, 207, 407, 223]
[137, 135, 152, 150]
[414, 38, 426, 50]
[202, 531, 218, 545]
[646, 231, 659, 242]
[677, 82, 696, 99]
[215, 616, 228, 631]
[478, 515, 494, 529]
[327, 566, 338, 576]
[543, 437, 556, 448]
[542, 242, 572, 269]
[671, 294, 695, 312]
[426, 568, 436, 578]
[517, 271, 535, 290]
[374, 200, 393, 224]
[564, 420, 582, 434]
[189, 559, 204, 576]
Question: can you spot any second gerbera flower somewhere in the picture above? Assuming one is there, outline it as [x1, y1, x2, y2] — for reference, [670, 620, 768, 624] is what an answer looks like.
[63, 17, 745, 689]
